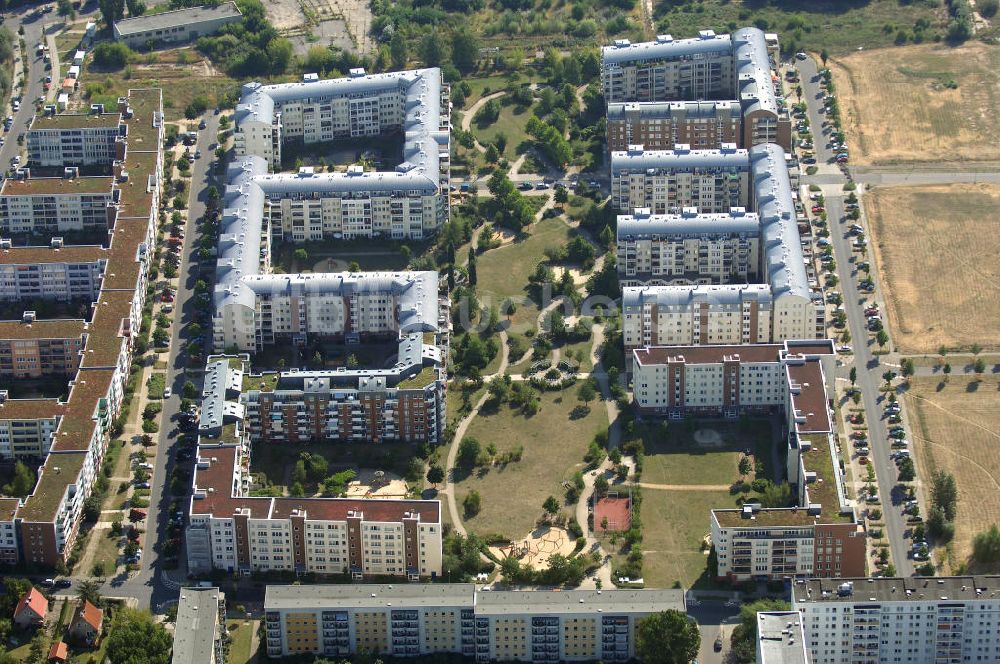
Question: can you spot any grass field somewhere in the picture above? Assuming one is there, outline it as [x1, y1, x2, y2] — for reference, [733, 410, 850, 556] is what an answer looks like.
[227, 620, 259, 664]
[473, 102, 535, 159]
[637, 419, 774, 486]
[904, 376, 1000, 569]
[865, 184, 1000, 353]
[455, 390, 608, 539]
[475, 216, 572, 332]
[655, 0, 946, 56]
[831, 43, 1000, 165]
[639, 489, 735, 588]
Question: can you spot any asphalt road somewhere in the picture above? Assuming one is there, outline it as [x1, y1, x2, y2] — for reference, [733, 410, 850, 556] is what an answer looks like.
[0, 9, 52, 170]
[100, 114, 220, 608]
[797, 56, 913, 577]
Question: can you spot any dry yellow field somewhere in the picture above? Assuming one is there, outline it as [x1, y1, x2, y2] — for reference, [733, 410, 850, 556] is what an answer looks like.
[865, 184, 1000, 354]
[904, 377, 1000, 567]
[831, 43, 1000, 165]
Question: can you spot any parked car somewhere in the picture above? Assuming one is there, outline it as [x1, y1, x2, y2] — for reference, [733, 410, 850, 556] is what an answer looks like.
[163, 387, 172, 399]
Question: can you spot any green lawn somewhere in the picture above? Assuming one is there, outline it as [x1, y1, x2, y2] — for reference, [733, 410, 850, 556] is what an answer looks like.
[559, 337, 594, 372]
[91, 529, 122, 575]
[462, 75, 526, 107]
[472, 102, 536, 159]
[637, 488, 736, 589]
[455, 389, 608, 539]
[654, 0, 947, 56]
[146, 373, 166, 400]
[475, 216, 572, 333]
[227, 620, 258, 664]
[634, 419, 774, 486]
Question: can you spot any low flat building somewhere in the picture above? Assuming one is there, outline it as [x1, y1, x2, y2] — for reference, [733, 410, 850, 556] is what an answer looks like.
[263, 583, 686, 661]
[113, 2, 242, 48]
[172, 587, 226, 664]
[27, 110, 125, 168]
[792, 576, 1000, 664]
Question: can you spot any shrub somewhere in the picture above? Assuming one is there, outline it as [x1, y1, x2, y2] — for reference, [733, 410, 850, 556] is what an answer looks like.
[92, 42, 133, 69]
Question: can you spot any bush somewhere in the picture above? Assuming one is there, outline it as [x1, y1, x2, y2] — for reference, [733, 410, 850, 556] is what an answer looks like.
[981, 0, 999, 16]
[463, 490, 482, 517]
[92, 42, 133, 69]
[185, 95, 210, 119]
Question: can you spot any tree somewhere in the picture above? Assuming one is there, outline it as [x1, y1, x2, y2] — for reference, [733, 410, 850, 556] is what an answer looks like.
[92, 41, 131, 69]
[457, 436, 482, 468]
[463, 490, 482, 517]
[973, 524, 1000, 564]
[901, 358, 915, 378]
[105, 609, 172, 664]
[820, 48, 829, 66]
[182, 380, 198, 399]
[426, 465, 445, 486]
[543, 495, 560, 515]
[125, 0, 145, 17]
[739, 456, 753, 477]
[876, 329, 889, 349]
[849, 366, 857, 385]
[3, 461, 34, 497]
[635, 610, 701, 664]
[944, 362, 952, 377]
[467, 247, 477, 287]
[57, 0, 75, 19]
[931, 470, 958, 521]
[897, 457, 915, 482]
[974, 358, 987, 375]
[577, 380, 597, 405]
[98, 0, 125, 27]
[484, 143, 499, 163]
[451, 31, 480, 72]
[293, 248, 308, 265]
[76, 580, 102, 608]
[555, 187, 569, 204]
[389, 31, 408, 69]
[421, 33, 445, 66]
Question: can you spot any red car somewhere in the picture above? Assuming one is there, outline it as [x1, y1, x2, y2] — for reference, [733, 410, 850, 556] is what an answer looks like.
[161, 292, 174, 302]
[812, 206, 825, 214]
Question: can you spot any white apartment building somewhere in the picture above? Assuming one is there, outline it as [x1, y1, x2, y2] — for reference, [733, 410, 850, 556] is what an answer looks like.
[185, 441, 442, 579]
[213, 268, 443, 352]
[601, 28, 790, 150]
[0, 395, 63, 458]
[616, 207, 760, 286]
[620, 143, 824, 348]
[0, 244, 106, 302]
[0, 173, 117, 234]
[27, 111, 125, 167]
[263, 584, 686, 661]
[792, 576, 1000, 664]
[611, 144, 750, 214]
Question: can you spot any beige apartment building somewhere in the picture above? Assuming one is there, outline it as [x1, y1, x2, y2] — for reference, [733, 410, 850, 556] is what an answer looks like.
[263, 584, 685, 661]
[0, 317, 86, 378]
[616, 207, 760, 286]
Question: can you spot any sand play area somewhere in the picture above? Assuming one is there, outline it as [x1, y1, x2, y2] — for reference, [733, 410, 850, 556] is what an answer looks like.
[490, 526, 576, 571]
[693, 428, 723, 447]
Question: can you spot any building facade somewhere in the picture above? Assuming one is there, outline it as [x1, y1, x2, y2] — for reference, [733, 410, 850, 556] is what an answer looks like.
[263, 584, 685, 662]
[0, 244, 106, 302]
[616, 207, 760, 286]
[600, 28, 790, 151]
[184, 441, 443, 578]
[26, 111, 125, 168]
[0, 318, 86, 378]
[792, 576, 1000, 664]
[113, 2, 242, 48]
[611, 145, 750, 215]
[0, 173, 117, 234]
[606, 100, 741, 152]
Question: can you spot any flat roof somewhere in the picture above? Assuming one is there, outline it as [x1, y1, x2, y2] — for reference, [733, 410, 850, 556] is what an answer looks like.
[79, 291, 132, 368]
[793, 576, 1000, 604]
[16, 450, 87, 522]
[0, 245, 108, 266]
[634, 344, 781, 366]
[476, 589, 686, 615]
[101, 218, 147, 290]
[115, 2, 241, 36]
[265, 583, 476, 610]
[49, 368, 115, 451]
[122, 89, 163, 150]
[787, 360, 830, 434]
[115, 150, 159, 218]
[0, 176, 114, 197]
[757, 612, 808, 664]
[0, 498, 19, 522]
[172, 588, 222, 664]
[29, 112, 122, 132]
[0, 397, 63, 421]
[0, 318, 86, 341]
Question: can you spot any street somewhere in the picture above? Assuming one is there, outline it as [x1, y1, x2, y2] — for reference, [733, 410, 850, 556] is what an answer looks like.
[796, 55, 914, 576]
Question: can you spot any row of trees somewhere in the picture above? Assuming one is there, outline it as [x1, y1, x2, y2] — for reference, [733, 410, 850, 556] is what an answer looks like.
[927, 470, 958, 543]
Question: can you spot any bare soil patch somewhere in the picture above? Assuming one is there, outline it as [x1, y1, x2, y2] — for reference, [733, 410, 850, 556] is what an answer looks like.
[831, 43, 1000, 165]
[865, 184, 1000, 353]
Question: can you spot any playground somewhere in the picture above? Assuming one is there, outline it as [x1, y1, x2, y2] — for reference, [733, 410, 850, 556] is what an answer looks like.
[490, 526, 576, 571]
[594, 493, 632, 533]
[343, 470, 409, 499]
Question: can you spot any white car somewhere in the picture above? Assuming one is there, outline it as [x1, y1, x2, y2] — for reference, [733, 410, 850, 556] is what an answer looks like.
[163, 387, 172, 399]
[838, 344, 852, 352]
